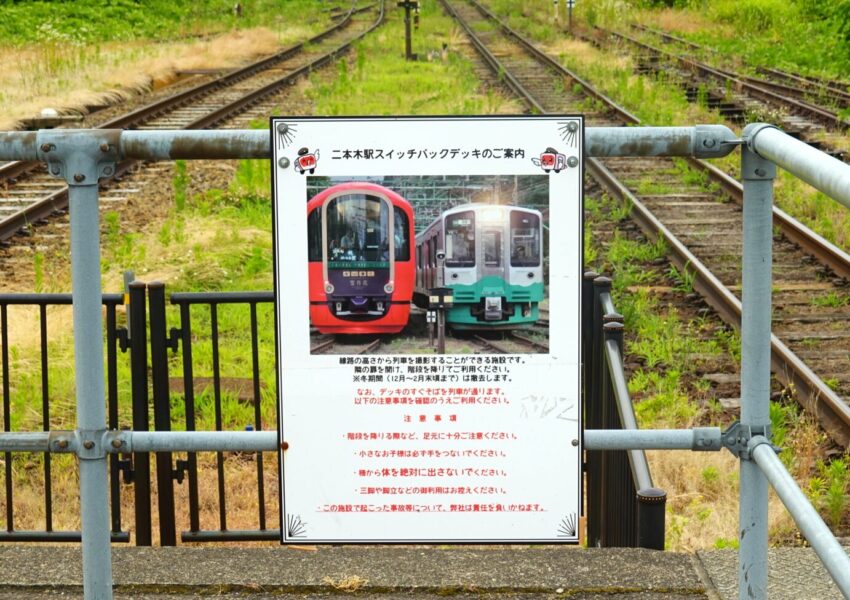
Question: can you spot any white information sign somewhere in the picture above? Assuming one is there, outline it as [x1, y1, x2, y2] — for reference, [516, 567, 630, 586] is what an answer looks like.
[272, 116, 583, 543]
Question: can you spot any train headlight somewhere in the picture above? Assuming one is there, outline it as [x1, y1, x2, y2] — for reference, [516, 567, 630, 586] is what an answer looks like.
[384, 282, 394, 294]
[324, 282, 334, 294]
[481, 207, 503, 224]
[527, 272, 534, 279]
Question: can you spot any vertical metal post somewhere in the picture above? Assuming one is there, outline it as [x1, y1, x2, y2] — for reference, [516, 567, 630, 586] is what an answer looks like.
[739, 124, 776, 600]
[1, 304, 13, 533]
[148, 282, 177, 546]
[398, 1, 413, 60]
[177, 301, 201, 534]
[437, 309, 446, 354]
[105, 302, 123, 536]
[586, 275, 610, 547]
[70, 182, 113, 599]
[637, 488, 666, 550]
[249, 303, 267, 531]
[128, 281, 152, 546]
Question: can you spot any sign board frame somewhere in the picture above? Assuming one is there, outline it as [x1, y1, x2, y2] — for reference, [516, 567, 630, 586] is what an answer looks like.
[271, 115, 584, 544]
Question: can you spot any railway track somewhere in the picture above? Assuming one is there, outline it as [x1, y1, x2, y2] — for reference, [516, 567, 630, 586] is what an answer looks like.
[0, 1, 384, 246]
[633, 24, 850, 109]
[445, 0, 850, 446]
[311, 336, 383, 355]
[588, 25, 849, 159]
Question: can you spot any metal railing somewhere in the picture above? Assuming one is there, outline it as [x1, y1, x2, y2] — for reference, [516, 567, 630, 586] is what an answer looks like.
[0, 293, 130, 543]
[164, 288, 276, 542]
[0, 125, 847, 600]
[582, 274, 666, 549]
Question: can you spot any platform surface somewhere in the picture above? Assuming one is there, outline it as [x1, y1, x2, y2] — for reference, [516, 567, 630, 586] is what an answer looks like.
[0, 545, 844, 599]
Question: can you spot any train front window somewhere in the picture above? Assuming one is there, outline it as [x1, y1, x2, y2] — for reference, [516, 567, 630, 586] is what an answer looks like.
[510, 211, 541, 267]
[483, 231, 501, 267]
[445, 211, 475, 268]
[325, 194, 388, 264]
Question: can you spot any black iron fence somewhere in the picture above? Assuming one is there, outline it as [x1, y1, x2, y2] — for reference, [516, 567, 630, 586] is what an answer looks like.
[0, 293, 129, 542]
[583, 271, 667, 549]
[1, 276, 663, 547]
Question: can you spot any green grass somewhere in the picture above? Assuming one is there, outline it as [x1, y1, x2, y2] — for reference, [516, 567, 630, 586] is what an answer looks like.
[0, 0, 526, 505]
[0, 0, 330, 45]
[308, 2, 519, 116]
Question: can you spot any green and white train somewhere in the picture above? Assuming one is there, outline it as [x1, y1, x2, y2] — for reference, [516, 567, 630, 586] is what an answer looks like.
[414, 204, 544, 330]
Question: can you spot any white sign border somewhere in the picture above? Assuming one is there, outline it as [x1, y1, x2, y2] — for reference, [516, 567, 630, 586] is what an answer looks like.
[270, 115, 585, 544]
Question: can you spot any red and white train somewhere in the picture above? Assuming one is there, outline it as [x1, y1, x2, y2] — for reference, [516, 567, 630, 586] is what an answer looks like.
[307, 182, 415, 334]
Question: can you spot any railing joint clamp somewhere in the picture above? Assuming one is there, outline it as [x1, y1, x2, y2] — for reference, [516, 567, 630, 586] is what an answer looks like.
[76, 428, 108, 459]
[721, 420, 777, 459]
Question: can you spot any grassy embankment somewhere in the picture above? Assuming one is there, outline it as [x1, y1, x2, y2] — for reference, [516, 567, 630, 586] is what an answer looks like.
[0, 2, 520, 540]
[0, 0, 337, 129]
[483, 0, 849, 549]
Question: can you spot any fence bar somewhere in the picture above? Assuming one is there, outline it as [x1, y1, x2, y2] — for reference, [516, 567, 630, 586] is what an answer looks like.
[69, 182, 112, 599]
[120, 129, 269, 160]
[0, 126, 745, 163]
[148, 282, 177, 546]
[127, 281, 152, 546]
[38, 305, 53, 532]
[747, 124, 850, 210]
[585, 125, 737, 159]
[737, 124, 776, 600]
[249, 302, 268, 531]
[104, 304, 123, 537]
[109, 431, 279, 453]
[584, 428, 721, 450]
[210, 304, 227, 533]
[0, 531, 130, 542]
[175, 302, 201, 534]
[1, 304, 12, 532]
[0, 432, 52, 452]
[750, 440, 850, 597]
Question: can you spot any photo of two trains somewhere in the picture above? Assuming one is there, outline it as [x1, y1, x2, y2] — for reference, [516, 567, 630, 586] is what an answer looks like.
[307, 176, 549, 354]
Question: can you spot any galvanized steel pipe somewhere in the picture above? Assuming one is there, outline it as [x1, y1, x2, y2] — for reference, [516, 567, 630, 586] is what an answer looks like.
[70, 182, 113, 600]
[120, 129, 269, 160]
[751, 439, 850, 598]
[0, 125, 741, 162]
[0, 432, 52, 452]
[748, 124, 850, 210]
[110, 430, 279, 453]
[737, 127, 776, 600]
[584, 428, 722, 451]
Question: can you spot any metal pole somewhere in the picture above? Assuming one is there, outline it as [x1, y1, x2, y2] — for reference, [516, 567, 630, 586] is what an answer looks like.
[738, 124, 776, 600]
[127, 281, 152, 546]
[437, 309, 446, 354]
[403, 2, 412, 60]
[583, 428, 722, 451]
[70, 183, 113, 599]
[148, 282, 177, 546]
[0, 126, 745, 163]
[750, 440, 850, 598]
[747, 124, 850, 210]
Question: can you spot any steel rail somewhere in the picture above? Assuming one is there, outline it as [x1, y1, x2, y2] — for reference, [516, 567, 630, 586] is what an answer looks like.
[0, 4, 361, 183]
[356, 338, 383, 355]
[448, 0, 850, 446]
[0, 1, 383, 243]
[310, 338, 336, 354]
[605, 27, 850, 131]
[468, 0, 639, 124]
[632, 24, 850, 104]
[758, 67, 850, 98]
[508, 331, 549, 352]
[472, 335, 511, 354]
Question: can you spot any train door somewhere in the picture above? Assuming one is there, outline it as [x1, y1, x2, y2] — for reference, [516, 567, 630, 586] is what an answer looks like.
[479, 223, 505, 320]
